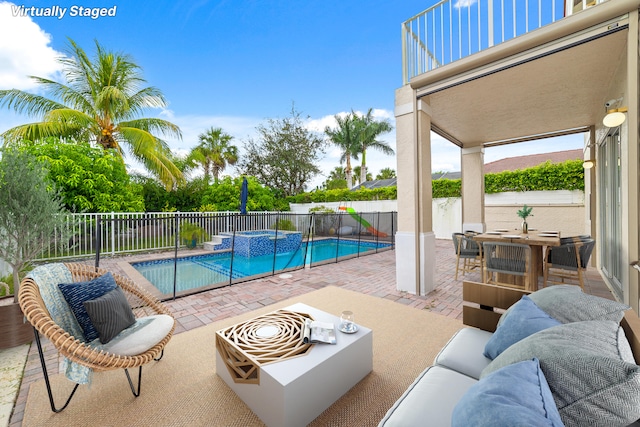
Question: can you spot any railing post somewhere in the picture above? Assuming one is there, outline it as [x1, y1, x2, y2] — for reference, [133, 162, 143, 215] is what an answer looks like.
[95, 215, 101, 268]
[488, 0, 494, 47]
[173, 213, 178, 300]
[110, 212, 115, 256]
[402, 22, 408, 84]
[229, 213, 236, 286]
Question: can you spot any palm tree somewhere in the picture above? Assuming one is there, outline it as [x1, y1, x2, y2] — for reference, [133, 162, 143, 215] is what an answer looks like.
[376, 167, 396, 180]
[353, 166, 372, 184]
[0, 38, 183, 189]
[353, 109, 394, 184]
[323, 166, 348, 190]
[324, 113, 360, 189]
[187, 127, 238, 182]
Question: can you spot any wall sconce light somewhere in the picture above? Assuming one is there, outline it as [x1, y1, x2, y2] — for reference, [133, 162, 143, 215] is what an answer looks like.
[603, 98, 627, 127]
[583, 160, 595, 169]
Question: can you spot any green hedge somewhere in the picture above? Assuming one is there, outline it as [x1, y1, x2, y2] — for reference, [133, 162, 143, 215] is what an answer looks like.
[291, 160, 584, 202]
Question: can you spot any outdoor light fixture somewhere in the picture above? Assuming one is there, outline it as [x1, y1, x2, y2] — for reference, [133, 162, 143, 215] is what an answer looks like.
[603, 98, 628, 127]
[583, 160, 595, 169]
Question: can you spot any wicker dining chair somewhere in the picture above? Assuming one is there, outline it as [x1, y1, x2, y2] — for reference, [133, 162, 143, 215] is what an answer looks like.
[18, 262, 176, 412]
[452, 232, 483, 280]
[482, 242, 531, 290]
[543, 238, 595, 290]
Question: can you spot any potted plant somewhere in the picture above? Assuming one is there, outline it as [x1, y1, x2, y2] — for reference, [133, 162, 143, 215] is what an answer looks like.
[0, 149, 71, 349]
[516, 204, 533, 234]
[179, 221, 210, 249]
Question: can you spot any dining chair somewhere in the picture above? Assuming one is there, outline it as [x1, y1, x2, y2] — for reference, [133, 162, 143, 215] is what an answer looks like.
[543, 238, 595, 290]
[559, 235, 591, 245]
[452, 232, 482, 280]
[482, 242, 531, 289]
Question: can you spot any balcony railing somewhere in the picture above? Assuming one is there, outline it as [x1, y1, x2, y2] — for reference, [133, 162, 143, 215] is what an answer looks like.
[402, 0, 606, 84]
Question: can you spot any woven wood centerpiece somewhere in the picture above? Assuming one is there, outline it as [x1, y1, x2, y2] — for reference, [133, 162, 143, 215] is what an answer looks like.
[215, 309, 314, 384]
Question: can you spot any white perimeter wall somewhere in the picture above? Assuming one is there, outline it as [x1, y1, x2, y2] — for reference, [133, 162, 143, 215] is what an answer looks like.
[289, 190, 586, 239]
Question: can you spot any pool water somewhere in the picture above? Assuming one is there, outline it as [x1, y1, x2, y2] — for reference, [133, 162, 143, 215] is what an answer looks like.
[132, 238, 389, 295]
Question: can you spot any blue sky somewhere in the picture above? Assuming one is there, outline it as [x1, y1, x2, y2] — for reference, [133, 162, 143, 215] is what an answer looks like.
[0, 0, 582, 189]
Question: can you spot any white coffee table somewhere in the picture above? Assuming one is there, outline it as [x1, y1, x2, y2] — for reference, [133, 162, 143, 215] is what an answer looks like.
[215, 303, 373, 427]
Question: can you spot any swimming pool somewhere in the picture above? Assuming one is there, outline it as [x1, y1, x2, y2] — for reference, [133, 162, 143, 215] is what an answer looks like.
[132, 238, 391, 295]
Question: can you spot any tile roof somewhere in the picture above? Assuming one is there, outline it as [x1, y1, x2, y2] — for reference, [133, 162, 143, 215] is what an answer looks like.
[484, 149, 582, 173]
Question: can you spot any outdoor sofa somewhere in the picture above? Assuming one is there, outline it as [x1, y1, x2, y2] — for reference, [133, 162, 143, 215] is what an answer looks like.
[378, 281, 640, 427]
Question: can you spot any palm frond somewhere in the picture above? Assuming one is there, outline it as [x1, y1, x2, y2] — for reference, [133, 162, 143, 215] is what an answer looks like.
[0, 90, 66, 117]
[119, 118, 182, 140]
[118, 126, 184, 188]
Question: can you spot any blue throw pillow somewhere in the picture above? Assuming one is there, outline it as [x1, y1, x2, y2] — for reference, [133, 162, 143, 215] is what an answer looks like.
[58, 272, 118, 342]
[484, 295, 561, 360]
[452, 358, 565, 427]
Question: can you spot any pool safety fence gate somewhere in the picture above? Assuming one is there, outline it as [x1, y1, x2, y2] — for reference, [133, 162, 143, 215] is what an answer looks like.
[86, 211, 396, 300]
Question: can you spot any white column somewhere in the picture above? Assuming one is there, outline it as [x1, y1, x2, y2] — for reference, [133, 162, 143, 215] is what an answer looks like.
[461, 146, 485, 233]
[395, 86, 436, 295]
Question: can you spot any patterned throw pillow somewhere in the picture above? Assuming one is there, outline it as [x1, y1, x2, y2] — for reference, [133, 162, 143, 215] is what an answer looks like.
[453, 358, 564, 427]
[481, 321, 640, 427]
[84, 287, 136, 344]
[528, 285, 629, 324]
[58, 272, 117, 342]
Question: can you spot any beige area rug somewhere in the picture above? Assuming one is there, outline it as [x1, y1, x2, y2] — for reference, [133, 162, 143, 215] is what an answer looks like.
[23, 287, 462, 427]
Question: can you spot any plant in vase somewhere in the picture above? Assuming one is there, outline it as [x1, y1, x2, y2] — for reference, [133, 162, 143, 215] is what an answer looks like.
[516, 205, 533, 234]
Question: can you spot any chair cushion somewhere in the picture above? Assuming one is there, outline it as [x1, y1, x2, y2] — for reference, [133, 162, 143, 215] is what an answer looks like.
[58, 272, 118, 342]
[452, 358, 564, 427]
[484, 295, 561, 360]
[97, 314, 174, 356]
[434, 327, 493, 380]
[528, 285, 629, 324]
[83, 287, 136, 344]
[378, 365, 477, 427]
[481, 321, 640, 427]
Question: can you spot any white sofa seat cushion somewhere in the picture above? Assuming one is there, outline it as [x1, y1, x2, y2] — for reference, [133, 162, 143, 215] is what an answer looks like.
[434, 327, 493, 380]
[95, 314, 174, 356]
[378, 365, 477, 427]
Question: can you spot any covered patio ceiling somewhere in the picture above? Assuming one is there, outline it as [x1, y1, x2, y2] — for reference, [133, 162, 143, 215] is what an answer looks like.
[413, 20, 628, 148]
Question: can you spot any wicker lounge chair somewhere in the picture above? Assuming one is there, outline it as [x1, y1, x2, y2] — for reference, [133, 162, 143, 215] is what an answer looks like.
[19, 262, 175, 412]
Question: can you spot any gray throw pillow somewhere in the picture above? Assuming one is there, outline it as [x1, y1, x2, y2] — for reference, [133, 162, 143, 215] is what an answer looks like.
[481, 321, 640, 427]
[84, 287, 136, 344]
[528, 285, 629, 324]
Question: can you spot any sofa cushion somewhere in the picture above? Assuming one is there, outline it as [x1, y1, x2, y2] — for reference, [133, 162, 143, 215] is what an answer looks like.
[482, 321, 640, 427]
[484, 295, 561, 360]
[83, 286, 136, 344]
[527, 285, 629, 324]
[58, 272, 118, 342]
[434, 327, 493, 380]
[378, 365, 477, 427]
[452, 358, 564, 427]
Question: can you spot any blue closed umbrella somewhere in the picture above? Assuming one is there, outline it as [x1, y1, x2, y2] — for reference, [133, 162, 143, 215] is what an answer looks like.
[240, 177, 248, 215]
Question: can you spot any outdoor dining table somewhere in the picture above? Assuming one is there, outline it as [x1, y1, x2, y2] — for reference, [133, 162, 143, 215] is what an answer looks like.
[472, 230, 562, 291]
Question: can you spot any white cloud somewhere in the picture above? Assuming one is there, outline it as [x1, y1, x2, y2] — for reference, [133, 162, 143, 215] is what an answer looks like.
[454, 0, 478, 8]
[0, 2, 64, 90]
